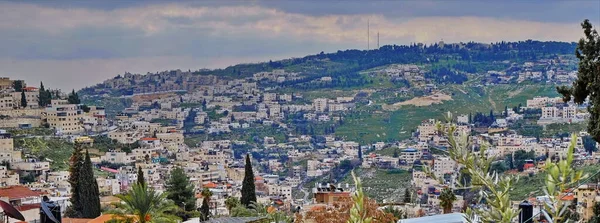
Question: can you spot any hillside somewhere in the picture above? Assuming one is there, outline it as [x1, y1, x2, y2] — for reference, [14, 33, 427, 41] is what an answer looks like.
[78, 40, 578, 144]
[79, 40, 576, 97]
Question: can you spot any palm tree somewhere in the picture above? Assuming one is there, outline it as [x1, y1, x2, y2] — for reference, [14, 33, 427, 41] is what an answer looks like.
[225, 197, 240, 212]
[111, 183, 180, 223]
[200, 188, 214, 221]
[439, 187, 456, 214]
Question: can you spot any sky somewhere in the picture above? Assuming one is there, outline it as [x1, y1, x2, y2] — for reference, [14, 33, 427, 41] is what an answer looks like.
[1, 0, 599, 91]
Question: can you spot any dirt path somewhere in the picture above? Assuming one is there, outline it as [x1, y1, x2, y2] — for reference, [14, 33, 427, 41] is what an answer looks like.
[383, 93, 453, 111]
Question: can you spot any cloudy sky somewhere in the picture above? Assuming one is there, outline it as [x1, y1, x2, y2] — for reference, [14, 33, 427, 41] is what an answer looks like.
[1, 0, 599, 91]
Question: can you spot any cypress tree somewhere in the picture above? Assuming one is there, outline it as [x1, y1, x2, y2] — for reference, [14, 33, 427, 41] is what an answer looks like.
[39, 82, 45, 107]
[557, 19, 600, 142]
[65, 143, 84, 217]
[20, 90, 27, 108]
[241, 154, 257, 207]
[137, 166, 145, 185]
[358, 146, 363, 161]
[165, 167, 196, 211]
[403, 189, 411, 203]
[78, 150, 101, 218]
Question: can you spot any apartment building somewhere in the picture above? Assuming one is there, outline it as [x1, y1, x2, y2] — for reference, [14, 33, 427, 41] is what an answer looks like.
[541, 107, 559, 119]
[44, 100, 84, 135]
[156, 132, 184, 150]
[418, 119, 437, 142]
[0, 78, 12, 91]
[12, 87, 39, 109]
[313, 98, 328, 112]
[0, 95, 14, 110]
[432, 156, 457, 178]
[101, 151, 136, 164]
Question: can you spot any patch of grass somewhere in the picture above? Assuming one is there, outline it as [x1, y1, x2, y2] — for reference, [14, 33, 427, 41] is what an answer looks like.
[342, 168, 411, 203]
[510, 164, 600, 201]
[336, 83, 560, 144]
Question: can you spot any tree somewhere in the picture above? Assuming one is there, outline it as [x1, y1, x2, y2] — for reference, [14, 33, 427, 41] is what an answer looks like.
[12, 80, 24, 92]
[225, 197, 240, 212]
[383, 206, 405, 220]
[78, 150, 101, 218]
[137, 166, 145, 186]
[199, 188, 213, 221]
[403, 189, 411, 203]
[439, 187, 457, 214]
[583, 135, 597, 153]
[241, 154, 257, 207]
[38, 82, 51, 107]
[39, 82, 45, 107]
[68, 89, 81, 104]
[358, 146, 363, 161]
[20, 90, 27, 108]
[111, 184, 179, 223]
[65, 144, 84, 217]
[489, 161, 508, 174]
[589, 202, 600, 223]
[557, 19, 600, 142]
[436, 114, 586, 223]
[541, 135, 587, 223]
[393, 149, 399, 158]
[165, 167, 196, 211]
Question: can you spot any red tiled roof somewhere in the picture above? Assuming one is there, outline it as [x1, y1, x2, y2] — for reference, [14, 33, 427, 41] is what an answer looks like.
[140, 137, 158, 141]
[561, 194, 575, 201]
[0, 186, 42, 200]
[255, 176, 263, 181]
[22, 87, 38, 91]
[203, 182, 217, 188]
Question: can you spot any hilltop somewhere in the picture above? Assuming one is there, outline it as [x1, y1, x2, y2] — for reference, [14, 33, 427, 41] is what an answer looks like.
[79, 40, 576, 97]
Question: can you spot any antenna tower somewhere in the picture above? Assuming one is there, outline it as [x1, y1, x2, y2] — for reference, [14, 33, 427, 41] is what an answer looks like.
[377, 31, 380, 49]
[367, 19, 370, 50]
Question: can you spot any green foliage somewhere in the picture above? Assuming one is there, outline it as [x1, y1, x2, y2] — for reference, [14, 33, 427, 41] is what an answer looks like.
[12, 80, 24, 92]
[165, 167, 196, 211]
[436, 115, 520, 223]
[225, 197, 240, 212]
[137, 166, 145, 186]
[589, 202, 600, 223]
[504, 150, 535, 172]
[149, 118, 176, 126]
[78, 150, 101, 218]
[199, 188, 213, 221]
[65, 143, 84, 217]
[38, 82, 52, 107]
[583, 135, 597, 153]
[20, 90, 27, 108]
[241, 154, 257, 207]
[68, 89, 81, 104]
[111, 183, 180, 223]
[403, 189, 411, 203]
[489, 161, 509, 174]
[348, 170, 372, 223]
[383, 206, 406, 220]
[439, 187, 457, 214]
[557, 19, 600, 142]
[541, 135, 587, 223]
